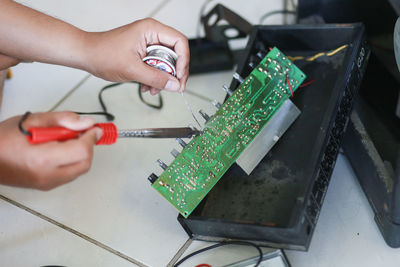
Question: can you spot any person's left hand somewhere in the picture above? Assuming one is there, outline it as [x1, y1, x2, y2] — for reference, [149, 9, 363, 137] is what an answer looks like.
[83, 18, 189, 95]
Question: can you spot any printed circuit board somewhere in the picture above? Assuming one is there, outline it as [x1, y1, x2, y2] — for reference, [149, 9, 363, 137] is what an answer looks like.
[152, 47, 306, 217]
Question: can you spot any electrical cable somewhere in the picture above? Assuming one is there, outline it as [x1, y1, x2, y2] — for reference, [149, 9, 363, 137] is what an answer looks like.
[259, 10, 296, 24]
[74, 82, 163, 121]
[288, 44, 348, 62]
[300, 79, 315, 88]
[18, 111, 32, 136]
[286, 75, 293, 97]
[173, 240, 263, 267]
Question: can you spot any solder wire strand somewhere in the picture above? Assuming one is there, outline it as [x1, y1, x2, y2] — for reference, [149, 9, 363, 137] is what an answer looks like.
[181, 91, 202, 128]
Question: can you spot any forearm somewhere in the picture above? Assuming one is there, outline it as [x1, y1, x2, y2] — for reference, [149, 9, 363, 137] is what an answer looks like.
[0, 0, 88, 69]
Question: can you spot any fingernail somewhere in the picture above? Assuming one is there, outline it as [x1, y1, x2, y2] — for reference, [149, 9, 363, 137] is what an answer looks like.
[95, 128, 103, 141]
[164, 79, 180, 92]
[179, 83, 186, 93]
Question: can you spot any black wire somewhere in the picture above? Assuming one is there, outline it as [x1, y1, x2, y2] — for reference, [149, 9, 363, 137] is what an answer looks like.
[18, 111, 32, 136]
[173, 240, 263, 267]
[259, 10, 296, 24]
[74, 82, 163, 121]
[75, 111, 115, 121]
[137, 84, 163, 110]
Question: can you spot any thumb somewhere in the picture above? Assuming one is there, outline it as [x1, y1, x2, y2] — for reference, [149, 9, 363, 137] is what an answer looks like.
[25, 112, 95, 131]
[57, 114, 95, 131]
[131, 61, 181, 92]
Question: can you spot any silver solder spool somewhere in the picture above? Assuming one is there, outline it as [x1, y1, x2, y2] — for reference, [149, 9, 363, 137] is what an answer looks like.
[142, 45, 178, 76]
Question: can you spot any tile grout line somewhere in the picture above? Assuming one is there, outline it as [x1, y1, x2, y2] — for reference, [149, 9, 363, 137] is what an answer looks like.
[47, 73, 91, 112]
[0, 194, 148, 267]
[147, 0, 172, 18]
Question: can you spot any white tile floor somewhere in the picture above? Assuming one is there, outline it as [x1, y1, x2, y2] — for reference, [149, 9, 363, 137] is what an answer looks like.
[2, 1, 400, 267]
[0, 197, 135, 267]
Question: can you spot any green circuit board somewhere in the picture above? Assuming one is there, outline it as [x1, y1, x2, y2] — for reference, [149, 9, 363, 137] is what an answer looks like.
[152, 47, 306, 217]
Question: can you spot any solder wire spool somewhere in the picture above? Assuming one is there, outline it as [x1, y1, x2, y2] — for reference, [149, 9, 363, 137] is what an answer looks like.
[143, 45, 178, 76]
[143, 45, 202, 128]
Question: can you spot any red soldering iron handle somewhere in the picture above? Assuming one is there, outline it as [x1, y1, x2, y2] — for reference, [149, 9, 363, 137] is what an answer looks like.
[27, 123, 118, 145]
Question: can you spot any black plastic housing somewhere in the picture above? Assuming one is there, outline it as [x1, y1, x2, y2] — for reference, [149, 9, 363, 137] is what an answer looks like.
[178, 24, 370, 250]
[343, 102, 400, 248]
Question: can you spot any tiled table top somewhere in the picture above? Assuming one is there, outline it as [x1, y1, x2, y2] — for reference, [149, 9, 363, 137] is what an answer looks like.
[2, 1, 400, 267]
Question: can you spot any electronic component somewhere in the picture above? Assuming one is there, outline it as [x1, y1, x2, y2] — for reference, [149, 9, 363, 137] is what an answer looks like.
[151, 47, 306, 218]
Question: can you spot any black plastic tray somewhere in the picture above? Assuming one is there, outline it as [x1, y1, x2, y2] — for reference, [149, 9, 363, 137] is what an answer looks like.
[178, 23, 370, 250]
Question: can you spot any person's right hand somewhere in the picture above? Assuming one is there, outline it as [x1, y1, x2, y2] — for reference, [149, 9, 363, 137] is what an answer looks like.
[0, 112, 102, 190]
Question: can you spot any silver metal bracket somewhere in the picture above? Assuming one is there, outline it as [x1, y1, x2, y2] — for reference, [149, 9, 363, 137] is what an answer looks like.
[236, 99, 301, 175]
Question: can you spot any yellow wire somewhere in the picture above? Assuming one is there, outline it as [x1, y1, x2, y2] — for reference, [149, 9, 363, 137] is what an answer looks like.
[326, 44, 348, 56]
[287, 56, 304, 61]
[288, 44, 348, 62]
[306, 52, 325, 61]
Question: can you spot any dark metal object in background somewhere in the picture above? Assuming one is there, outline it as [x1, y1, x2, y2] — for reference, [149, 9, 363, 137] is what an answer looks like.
[343, 103, 400, 247]
[389, 0, 400, 16]
[188, 4, 254, 74]
[298, 0, 397, 35]
[201, 4, 252, 43]
[300, 0, 400, 248]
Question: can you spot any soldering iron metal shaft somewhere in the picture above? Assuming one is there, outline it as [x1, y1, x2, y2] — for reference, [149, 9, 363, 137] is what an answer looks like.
[118, 127, 202, 138]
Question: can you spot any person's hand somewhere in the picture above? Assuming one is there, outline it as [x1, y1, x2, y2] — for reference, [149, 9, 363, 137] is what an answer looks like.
[83, 18, 190, 95]
[0, 112, 102, 190]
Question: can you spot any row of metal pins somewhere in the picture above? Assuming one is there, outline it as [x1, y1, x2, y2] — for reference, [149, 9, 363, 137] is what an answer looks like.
[148, 71, 245, 184]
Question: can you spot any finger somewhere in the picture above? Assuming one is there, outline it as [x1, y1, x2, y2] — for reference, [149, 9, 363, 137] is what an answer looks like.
[31, 127, 100, 166]
[25, 112, 95, 131]
[150, 88, 161, 95]
[173, 38, 190, 82]
[146, 20, 190, 81]
[178, 70, 189, 92]
[141, 84, 150, 93]
[0, 53, 20, 70]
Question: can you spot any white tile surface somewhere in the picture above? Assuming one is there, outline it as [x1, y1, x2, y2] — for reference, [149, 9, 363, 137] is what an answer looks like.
[16, 0, 164, 31]
[0, 198, 137, 267]
[285, 154, 400, 267]
[0, 63, 87, 120]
